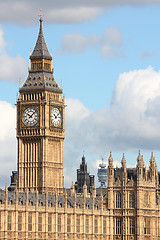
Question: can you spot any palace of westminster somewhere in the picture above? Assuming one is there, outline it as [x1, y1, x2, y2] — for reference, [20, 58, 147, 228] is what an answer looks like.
[0, 12, 160, 240]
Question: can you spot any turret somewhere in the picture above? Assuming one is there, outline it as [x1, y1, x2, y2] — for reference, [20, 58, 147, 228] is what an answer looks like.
[108, 151, 114, 186]
[149, 152, 157, 182]
[70, 182, 75, 196]
[92, 183, 96, 198]
[83, 181, 87, 197]
[121, 153, 127, 183]
[107, 151, 114, 211]
[75, 154, 95, 193]
[137, 150, 144, 182]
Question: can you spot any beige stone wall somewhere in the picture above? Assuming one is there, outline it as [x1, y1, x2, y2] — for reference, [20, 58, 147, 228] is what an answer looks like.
[17, 91, 65, 194]
[0, 194, 109, 240]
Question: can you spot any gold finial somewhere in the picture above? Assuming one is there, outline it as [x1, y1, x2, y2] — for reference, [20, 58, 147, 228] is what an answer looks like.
[19, 78, 21, 89]
[60, 80, 63, 89]
[39, 8, 43, 21]
[83, 148, 85, 154]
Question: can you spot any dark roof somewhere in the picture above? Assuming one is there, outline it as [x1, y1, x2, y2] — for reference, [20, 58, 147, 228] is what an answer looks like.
[20, 72, 62, 93]
[30, 18, 52, 60]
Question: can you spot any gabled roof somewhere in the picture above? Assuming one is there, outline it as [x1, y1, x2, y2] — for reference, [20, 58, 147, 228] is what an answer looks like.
[30, 17, 52, 60]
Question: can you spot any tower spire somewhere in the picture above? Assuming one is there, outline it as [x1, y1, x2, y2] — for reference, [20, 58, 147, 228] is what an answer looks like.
[39, 8, 43, 22]
[20, 12, 62, 93]
[30, 9, 51, 60]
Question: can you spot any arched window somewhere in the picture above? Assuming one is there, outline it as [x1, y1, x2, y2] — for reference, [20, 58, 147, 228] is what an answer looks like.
[116, 192, 121, 208]
[129, 192, 135, 208]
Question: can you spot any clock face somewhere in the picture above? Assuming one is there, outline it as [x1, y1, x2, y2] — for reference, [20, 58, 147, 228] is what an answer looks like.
[51, 107, 61, 127]
[23, 107, 39, 126]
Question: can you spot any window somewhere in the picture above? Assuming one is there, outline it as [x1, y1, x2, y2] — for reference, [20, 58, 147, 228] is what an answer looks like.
[58, 215, 61, 233]
[144, 218, 150, 234]
[103, 219, 107, 234]
[86, 217, 89, 233]
[48, 214, 52, 232]
[116, 218, 121, 235]
[38, 213, 42, 232]
[144, 192, 150, 206]
[144, 219, 146, 234]
[116, 192, 121, 208]
[67, 215, 71, 233]
[76, 216, 80, 233]
[94, 217, 98, 234]
[129, 192, 135, 208]
[7, 213, 12, 231]
[28, 214, 32, 232]
[18, 213, 22, 231]
[44, 63, 51, 71]
[129, 218, 135, 235]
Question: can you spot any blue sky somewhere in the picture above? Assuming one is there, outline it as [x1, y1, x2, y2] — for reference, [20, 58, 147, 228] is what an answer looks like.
[1, 2, 160, 187]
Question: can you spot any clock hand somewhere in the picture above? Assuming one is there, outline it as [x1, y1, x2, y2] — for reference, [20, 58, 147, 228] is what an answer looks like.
[29, 111, 36, 119]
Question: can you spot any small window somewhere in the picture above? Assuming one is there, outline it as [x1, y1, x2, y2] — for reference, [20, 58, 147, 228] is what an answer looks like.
[116, 192, 121, 208]
[28, 214, 32, 232]
[129, 218, 135, 234]
[48, 214, 52, 232]
[94, 217, 98, 234]
[38, 213, 42, 232]
[103, 219, 106, 234]
[129, 192, 135, 208]
[18, 213, 22, 231]
[67, 215, 71, 233]
[116, 218, 121, 235]
[76, 216, 80, 233]
[7, 213, 12, 231]
[86, 217, 89, 233]
[144, 218, 150, 235]
[58, 215, 61, 233]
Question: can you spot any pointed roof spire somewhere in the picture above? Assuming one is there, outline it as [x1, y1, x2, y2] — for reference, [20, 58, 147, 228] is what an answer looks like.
[121, 153, 126, 168]
[137, 149, 141, 161]
[137, 149, 144, 168]
[108, 151, 113, 166]
[20, 10, 62, 93]
[30, 9, 52, 60]
[82, 154, 85, 165]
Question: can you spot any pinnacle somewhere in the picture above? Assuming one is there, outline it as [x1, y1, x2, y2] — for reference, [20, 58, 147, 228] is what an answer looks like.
[30, 14, 52, 60]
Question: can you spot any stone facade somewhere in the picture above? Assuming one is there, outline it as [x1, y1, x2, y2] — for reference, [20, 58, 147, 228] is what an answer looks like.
[1, 12, 160, 240]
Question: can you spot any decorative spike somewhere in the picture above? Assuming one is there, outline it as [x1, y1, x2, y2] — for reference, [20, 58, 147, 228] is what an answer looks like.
[39, 8, 43, 21]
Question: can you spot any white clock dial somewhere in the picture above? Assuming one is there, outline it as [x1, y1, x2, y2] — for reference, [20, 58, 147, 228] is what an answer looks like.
[51, 107, 61, 127]
[23, 107, 39, 126]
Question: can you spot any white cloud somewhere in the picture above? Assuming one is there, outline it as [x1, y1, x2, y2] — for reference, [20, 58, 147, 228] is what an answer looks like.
[58, 33, 99, 54]
[58, 27, 123, 58]
[0, 1, 159, 24]
[47, 7, 102, 24]
[0, 101, 16, 188]
[64, 66, 160, 186]
[0, 101, 16, 141]
[0, 29, 6, 52]
[0, 28, 27, 82]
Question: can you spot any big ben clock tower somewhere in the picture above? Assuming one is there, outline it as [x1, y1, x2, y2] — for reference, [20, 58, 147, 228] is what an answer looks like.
[17, 13, 64, 194]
